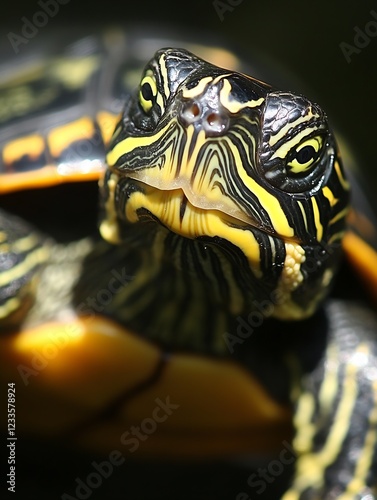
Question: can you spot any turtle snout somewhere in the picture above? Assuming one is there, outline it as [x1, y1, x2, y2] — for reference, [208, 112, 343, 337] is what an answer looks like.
[178, 99, 229, 136]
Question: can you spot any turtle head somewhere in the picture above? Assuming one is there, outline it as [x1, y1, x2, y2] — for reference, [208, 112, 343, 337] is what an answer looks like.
[100, 48, 350, 320]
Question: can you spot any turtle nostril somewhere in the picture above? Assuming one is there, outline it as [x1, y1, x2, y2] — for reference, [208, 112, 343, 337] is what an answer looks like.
[181, 101, 201, 123]
[207, 112, 220, 126]
[190, 103, 200, 117]
[179, 101, 229, 135]
[205, 112, 228, 134]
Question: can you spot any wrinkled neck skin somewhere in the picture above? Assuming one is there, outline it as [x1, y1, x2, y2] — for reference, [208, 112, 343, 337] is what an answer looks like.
[74, 220, 278, 356]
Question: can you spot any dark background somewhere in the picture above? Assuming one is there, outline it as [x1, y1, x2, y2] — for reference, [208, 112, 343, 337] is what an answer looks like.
[1, 0, 376, 193]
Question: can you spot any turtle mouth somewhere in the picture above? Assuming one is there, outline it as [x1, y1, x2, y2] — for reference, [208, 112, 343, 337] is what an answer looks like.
[127, 171, 254, 225]
[122, 172, 299, 244]
[111, 172, 301, 251]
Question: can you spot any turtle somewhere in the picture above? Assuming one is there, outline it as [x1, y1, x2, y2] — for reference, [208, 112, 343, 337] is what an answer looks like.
[1, 26, 377, 499]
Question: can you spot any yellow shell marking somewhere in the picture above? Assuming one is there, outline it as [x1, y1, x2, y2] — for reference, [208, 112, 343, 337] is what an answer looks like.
[48, 55, 100, 90]
[47, 116, 95, 158]
[96, 111, 119, 146]
[3, 134, 45, 166]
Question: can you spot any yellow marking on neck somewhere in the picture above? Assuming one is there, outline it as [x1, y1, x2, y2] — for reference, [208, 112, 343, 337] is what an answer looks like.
[219, 79, 264, 114]
[11, 234, 40, 253]
[0, 234, 39, 254]
[329, 206, 349, 226]
[311, 197, 323, 241]
[292, 391, 316, 454]
[334, 160, 350, 190]
[316, 353, 358, 465]
[338, 378, 377, 499]
[99, 173, 121, 244]
[47, 117, 95, 159]
[318, 343, 339, 412]
[3, 135, 45, 165]
[182, 76, 213, 99]
[322, 186, 338, 207]
[283, 345, 373, 499]
[0, 297, 20, 319]
[0, 246, 48, 287]
[328, 230, 346, 245]
[281, 491, 299, 500]
[296, 200, 308, 233]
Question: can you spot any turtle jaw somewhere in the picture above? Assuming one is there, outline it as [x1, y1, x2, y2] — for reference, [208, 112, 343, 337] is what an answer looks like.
[99, 169, 342, 323]
[99, 170, 266, 266]
[100, 171, 304, 294]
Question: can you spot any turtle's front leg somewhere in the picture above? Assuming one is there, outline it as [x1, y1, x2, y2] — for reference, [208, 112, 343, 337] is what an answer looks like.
[283, 300, 377, 500]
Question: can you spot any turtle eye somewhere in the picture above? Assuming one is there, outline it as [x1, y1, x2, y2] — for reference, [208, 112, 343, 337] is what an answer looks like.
[139, 71, 158, 113]
[287, 135, 324, 175]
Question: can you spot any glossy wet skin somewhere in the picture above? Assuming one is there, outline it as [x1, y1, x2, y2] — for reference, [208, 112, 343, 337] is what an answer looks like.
[101, 48, 350, 322]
